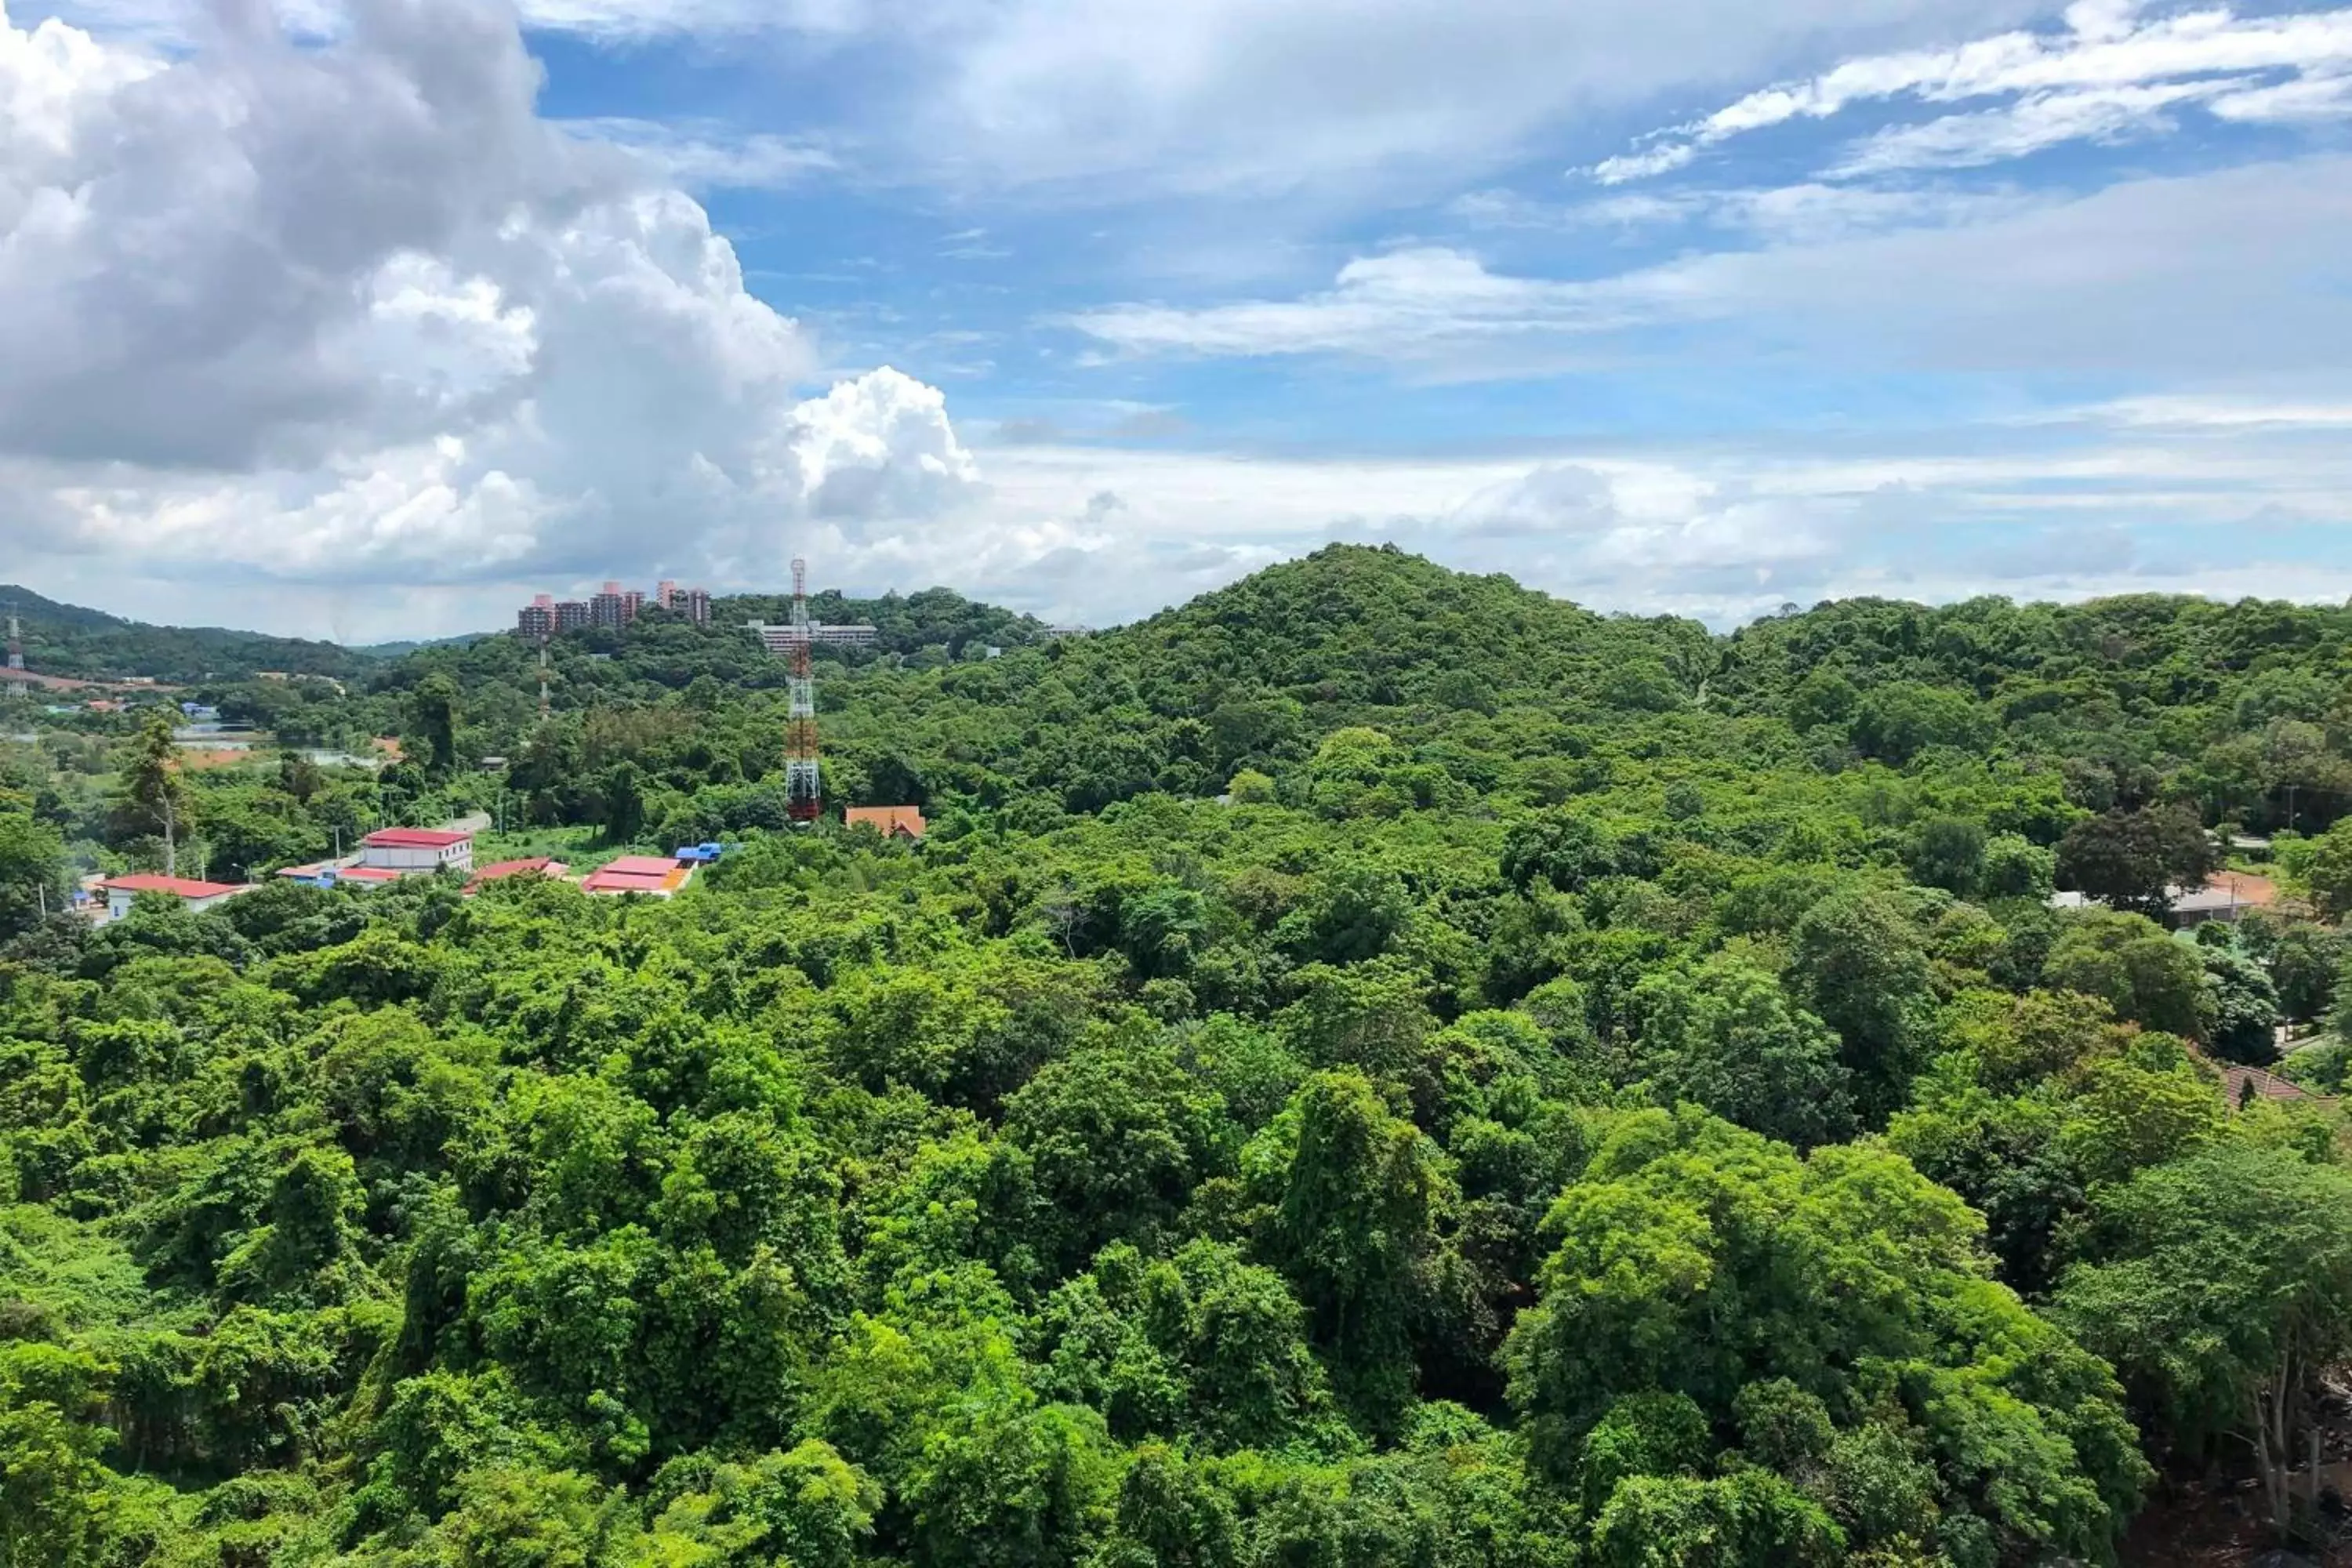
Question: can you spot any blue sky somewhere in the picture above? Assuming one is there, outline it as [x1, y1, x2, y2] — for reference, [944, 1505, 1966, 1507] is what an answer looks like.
[5, 0, 2352, 639]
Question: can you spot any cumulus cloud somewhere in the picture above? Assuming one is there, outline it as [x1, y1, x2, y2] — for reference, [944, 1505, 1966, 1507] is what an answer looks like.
[1591, 0, 2352, 183]
[0, 0, 983, 596]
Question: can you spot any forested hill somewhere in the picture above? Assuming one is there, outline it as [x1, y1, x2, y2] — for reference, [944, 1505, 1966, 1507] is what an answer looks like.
[357, 544, 2352, 841]
[0, 584, 377, 684]
[11, 543, 2352, 1566]
[1099, 543, 1712, 711]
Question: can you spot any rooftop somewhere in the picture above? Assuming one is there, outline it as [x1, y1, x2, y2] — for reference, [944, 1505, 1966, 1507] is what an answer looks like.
[103, 874, 249, 898]
[2169, 870, 2278, 915]
[844, 804, 927, 839]
[580, 855, 692, 896]
[467, 858, 568, 893]
[364, 828, 473, 849]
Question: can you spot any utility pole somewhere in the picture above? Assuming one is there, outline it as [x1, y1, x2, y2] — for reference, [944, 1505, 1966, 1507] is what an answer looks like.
[747, 558, 876, 826]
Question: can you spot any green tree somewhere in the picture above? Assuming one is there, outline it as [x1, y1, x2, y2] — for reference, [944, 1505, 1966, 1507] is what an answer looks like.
[2042, 911, 2215, 1040]
[1849, 683, 1990, 764]
[2056, 805, 2217, 919]
[2201, 945, 2281, 1065]
[1224, 768, 1276, 805]
[0, 812, 69, 940]
[1633, 959, 1856, 1149]
[2057, 1144, 2352, 1538]
[1245, 1070, 1449, 1437]
[2300, 815, 2352, 919]
[1787, 890, 1933, 1120]
[1506, 1108, 2147, 1559]
[409, 672, 463, 777]
[1003, 1033, 1232, 1266]
[1905, 816, 1987, 897]
[116, 709, 190, 875]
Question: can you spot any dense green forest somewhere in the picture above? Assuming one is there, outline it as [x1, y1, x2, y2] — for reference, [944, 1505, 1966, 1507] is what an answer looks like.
[0, 587, 382, 686]
[5, 545, 2352, 1566]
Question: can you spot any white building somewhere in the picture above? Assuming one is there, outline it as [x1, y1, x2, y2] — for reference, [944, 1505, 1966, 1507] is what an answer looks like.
[358, 828, 475, 875]
[99, 875, 255, 921]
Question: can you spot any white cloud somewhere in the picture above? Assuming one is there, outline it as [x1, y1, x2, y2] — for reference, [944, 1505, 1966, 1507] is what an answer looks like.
[1590, 143, 1697, 184]
[1068, 248, 1681, 365]
[2034, 394, 2352, 428]
[1596, 1, 2352, 183]
[1074, 156, 2352, 378]
[2212, 67, 2352, 121]
[771, 365, 983, 521]
[0, 0, 983, 597]
[559, 117, 840, 191]
[1828, 78, 2230, 175]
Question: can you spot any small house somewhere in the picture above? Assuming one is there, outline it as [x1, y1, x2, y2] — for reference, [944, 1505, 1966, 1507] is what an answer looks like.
[2166, 871, 2278, 929]
[100, 874, 254, 921]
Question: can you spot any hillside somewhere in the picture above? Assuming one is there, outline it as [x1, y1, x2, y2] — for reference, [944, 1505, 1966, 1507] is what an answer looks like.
[4, 545, 2352, 1566]
[0, 583, 380, 684]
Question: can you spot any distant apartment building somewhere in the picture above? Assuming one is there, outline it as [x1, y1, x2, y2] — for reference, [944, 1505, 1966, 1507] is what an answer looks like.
[590, 582, 639, 630]
[517, 580, 712, 636]
[517, 594, 556, 641]
[655, 582, 713, 626]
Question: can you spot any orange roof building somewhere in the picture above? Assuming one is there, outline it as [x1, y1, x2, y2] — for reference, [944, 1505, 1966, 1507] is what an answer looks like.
[2168, 870, 2279, 927]
[580, 855, 692, 897]
[466, 857, 568, 895]
[844, 805, 927, 840]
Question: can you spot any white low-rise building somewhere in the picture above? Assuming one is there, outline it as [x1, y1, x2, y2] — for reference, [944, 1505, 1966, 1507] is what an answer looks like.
[359, 829, 475, 876]
[99, 875, 255, 921]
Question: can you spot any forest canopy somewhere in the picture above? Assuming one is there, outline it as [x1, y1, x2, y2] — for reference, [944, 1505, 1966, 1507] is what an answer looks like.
[3, 544, 2351, 1566]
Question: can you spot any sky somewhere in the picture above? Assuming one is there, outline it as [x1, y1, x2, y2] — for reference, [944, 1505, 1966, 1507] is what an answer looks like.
[3, 0, 2352, 642]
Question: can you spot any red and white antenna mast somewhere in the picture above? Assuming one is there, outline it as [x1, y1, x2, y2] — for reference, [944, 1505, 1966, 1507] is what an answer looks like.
[748, 558, 876, 827]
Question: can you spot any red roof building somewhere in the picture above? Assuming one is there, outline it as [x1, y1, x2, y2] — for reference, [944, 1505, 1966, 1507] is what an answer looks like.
[99, 874, 253, 919]
[580, 855, 692, 897]
[466, 857, 568, 894]
[358, 828, 475, 875]
[843, 805, 927, 840]
[362, 829, 473, 850]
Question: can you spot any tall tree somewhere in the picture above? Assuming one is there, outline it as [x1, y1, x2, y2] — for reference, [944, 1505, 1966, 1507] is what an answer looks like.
[2057, 1144, 2352, 1538]
[0, 812, 69, 939]
[408, 672, 462, 777]
[2055, 805, 2218, 918]
[1245, 1070, 1449, 1437]
[118, 708, 189, 876]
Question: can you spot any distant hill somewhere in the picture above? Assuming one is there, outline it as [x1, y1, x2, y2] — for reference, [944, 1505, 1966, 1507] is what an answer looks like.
[355, 633, 495, 659]
[0, 584, 382, 685]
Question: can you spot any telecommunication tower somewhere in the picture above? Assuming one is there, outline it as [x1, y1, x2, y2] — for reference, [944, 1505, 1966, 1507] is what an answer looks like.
[746, 559, 877, 825]
[5, 606, 25, 699]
